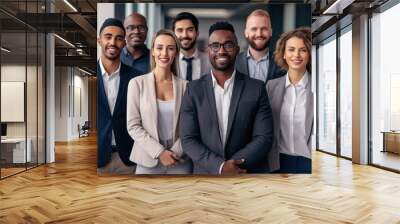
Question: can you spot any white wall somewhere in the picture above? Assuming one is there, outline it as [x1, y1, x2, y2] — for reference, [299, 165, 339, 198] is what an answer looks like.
[1, 65, 37, 138]
[1, 64, 46, 164]
[1, 65, 26, 140]
[55, 67, 89, 141]
[72, 72, 89, 138]
[55, 66, 68, 141]
[1, 65, 26, 139]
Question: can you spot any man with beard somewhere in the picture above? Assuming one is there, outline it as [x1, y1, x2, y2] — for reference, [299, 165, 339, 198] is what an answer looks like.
[97, 18, 141, 174]
[236, 9, 285, 83]
[120, 13, 150, 75]
[172, 12, 210, 81]
[180, 22, 273, 174]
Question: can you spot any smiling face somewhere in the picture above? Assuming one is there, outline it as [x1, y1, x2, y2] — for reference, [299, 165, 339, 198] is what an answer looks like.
[245, 15, 272, 51]
[97, 26, 125, 60]
[174, 19, 198, 51]
[208, 30, 239, 72]
[124, 14, 147, 48]
[284, 37, 310, 72]
[152, 34, 178, 70]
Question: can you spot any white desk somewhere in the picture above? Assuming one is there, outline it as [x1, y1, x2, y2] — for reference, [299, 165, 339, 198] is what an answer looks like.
[1, 138, 32, 163]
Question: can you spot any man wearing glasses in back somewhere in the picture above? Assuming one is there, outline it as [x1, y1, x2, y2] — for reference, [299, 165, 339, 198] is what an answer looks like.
[121, 13, 150, 75]
[179, 22, 274, 174]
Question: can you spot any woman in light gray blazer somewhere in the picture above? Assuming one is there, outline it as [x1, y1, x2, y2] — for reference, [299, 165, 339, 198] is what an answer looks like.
[127, 29, 192, 174]
[266, 27, 313, 173]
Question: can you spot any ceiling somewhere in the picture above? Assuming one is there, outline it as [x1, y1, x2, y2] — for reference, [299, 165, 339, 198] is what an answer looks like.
[0, 0, 391, 74]
[0, 0, 97, 73]
[310, 0, 389, 43]
[2, 0, 311, 74]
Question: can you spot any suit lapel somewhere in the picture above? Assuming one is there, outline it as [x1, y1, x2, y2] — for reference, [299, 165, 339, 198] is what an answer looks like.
[273, 76, 286, 144]
[113, 64, 126, 117]
[172, 75, 181, 140]
[147, 72, 159, 141]
[242, 53, 249, 76]
[305, 75, 314, 143]
[226, 73, 244, 143]
[97, 62, 112, 117]
[204, 74, 222, 147]
[267, 54, 274, 81]
[267, 49, 279, 82]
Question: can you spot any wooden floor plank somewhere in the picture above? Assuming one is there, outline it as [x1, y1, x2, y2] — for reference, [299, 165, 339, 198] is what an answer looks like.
[0, 135, 400, 223]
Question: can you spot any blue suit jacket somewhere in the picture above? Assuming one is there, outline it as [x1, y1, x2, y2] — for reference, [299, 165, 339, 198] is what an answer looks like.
[97, 61, 141, 168]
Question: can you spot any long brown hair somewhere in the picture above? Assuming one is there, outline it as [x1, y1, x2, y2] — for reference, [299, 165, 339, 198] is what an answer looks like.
[150, 29, 181, 77]
[274, 27, 311, 72]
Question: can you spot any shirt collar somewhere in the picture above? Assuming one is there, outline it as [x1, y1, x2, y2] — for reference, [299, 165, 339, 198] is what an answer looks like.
[246, 47, 269, 61]
[123, 47, 129, 56]
[99, 57, 121, 78]
[123, 46, 149, 60]
[180, 48, 199, 60]
[285, 70, 309, 89]
[211, 70, 236, 89]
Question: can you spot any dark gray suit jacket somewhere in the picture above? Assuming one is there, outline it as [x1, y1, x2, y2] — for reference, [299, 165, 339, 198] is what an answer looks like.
[179, 72, 274, 174]
[235, 50, 286, 83]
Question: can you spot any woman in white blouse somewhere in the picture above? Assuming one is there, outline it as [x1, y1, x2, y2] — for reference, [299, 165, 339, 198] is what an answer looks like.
[127, 29, 192, 174]
[266, 27, 313, 173]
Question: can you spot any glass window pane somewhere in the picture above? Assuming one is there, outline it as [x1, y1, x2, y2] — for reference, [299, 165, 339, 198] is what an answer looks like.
[371, 3, 400, 171]
[340, 28, 352, 158]
[27, 31, 38, 169]
[317, 36, 337, 154]
[1, 31, 27, 177]
[1, 0, 46, 179]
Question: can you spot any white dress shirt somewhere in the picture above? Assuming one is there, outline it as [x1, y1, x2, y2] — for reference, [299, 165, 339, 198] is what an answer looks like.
[157, 99, 175, 149]
[211, 70, 236, 173]
[278, 72, 310, 159]
[99, 58, 121, 146]
[246, 48, 269, 82]
[179, 49, 203, 81]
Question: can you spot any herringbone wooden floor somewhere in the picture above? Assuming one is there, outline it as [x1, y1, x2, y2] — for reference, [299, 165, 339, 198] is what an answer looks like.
[1, 135, 400, 224]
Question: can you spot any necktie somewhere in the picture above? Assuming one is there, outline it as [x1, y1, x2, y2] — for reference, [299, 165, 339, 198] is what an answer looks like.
[183, 57, 194, 81]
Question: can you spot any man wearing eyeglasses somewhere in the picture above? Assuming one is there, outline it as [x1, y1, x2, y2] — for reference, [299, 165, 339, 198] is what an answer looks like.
[121, 13, 150, 75]
[180, 22, 273, 174]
